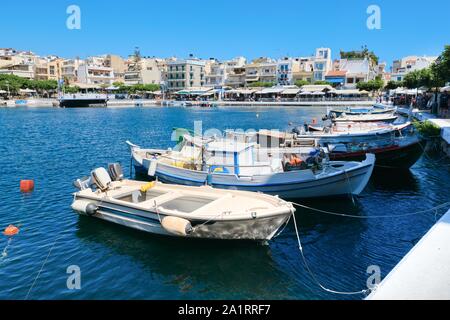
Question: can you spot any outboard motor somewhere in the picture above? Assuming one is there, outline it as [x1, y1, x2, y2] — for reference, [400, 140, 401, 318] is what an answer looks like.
[108, 163, 124, 181]
[91, 167, 112, 191]
[73, 176, 92, 190]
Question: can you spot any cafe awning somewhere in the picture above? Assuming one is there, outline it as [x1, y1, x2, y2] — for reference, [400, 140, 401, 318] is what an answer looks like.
[281, 88, 301, 95]
[255, 88, 284, 95]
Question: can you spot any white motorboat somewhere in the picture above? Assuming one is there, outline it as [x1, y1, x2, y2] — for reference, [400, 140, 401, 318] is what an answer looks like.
[72, 164, 295, 241]
[332, 112, 398, 123]
[328, 104, 397, 117]
[128, 135, 375, 199]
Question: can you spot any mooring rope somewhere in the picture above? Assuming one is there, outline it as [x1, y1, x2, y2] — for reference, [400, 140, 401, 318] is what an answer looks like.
[290, 201, 450, 219]
[288, 200, 450, 296]
[291, 213, 371, 296]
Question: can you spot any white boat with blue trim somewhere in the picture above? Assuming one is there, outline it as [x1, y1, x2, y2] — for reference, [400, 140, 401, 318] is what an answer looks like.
[127, 135, 375, 199]
[71, 164, 295, 241]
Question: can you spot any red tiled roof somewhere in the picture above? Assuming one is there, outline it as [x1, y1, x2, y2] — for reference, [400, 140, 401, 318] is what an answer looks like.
[326, 70, 347, 77]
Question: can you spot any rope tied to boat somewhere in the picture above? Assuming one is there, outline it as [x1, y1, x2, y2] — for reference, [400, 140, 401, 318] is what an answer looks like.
[291, 213, 371, 296]
[288, 201, 450, 296]
[290, 201, 450, 219]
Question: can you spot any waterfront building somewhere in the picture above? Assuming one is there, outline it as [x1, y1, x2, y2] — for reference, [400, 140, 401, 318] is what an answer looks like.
[166, 58, 206, 91]
[391, 55, 438, 82]
[124, 57, 164, 85]
[46, 58, 64, 81]
[0, 48, 18, 57]
[204, 57, 247, 87]
[0, 49, 38, 79]
[292, 57, 314, 83]
[0, 63, 35, 79]
[34, 59, 49, 81]
[313, 48, 332, 81]
[338, 57, 377, 88]
[276, 57, 301, 85]
[325, 70, 347, 87]
[377, 61, 390, 85]
[77, 57, 115, 86]
[245, 57, 276, 86]
[62, 58, 83, 84]
[104, 55, 126, 83]
[223, 57, 247, 88]
[34, 56, 64, 81]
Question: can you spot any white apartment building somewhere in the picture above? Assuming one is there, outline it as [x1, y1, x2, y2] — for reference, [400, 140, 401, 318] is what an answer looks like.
[277, 57, 302, 85]
[391, 55, 438, 82]
[205, 60, 226, 87]
[338, 58, 377, 88]
[313, 48, 332, 81]
[77, 57, 115, 85]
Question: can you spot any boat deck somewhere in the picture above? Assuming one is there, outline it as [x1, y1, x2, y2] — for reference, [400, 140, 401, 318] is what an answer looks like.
[367, 209, 450, 300]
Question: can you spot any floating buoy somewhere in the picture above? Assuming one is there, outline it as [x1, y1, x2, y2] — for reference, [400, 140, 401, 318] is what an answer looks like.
[3, 225, 19, 237]
[20, 180, 34, 193]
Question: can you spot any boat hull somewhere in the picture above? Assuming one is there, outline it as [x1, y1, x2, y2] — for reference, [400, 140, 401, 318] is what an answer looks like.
[59, 99, 107, 108]
[133, 155, 375, 199]
[72, 195, 291, 241]
[329, 140, 425, 169]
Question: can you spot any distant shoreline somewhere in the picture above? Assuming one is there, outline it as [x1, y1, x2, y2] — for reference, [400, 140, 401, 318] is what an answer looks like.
[2, 98, 377, 108]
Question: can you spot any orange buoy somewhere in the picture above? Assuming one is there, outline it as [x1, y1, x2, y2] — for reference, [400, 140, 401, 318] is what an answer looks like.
[20, 180, 34, 193]
[3, 225, 19, 237]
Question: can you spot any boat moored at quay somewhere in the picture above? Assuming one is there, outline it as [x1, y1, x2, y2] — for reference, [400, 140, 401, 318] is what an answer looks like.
[59, 93, 108, 108]
[71, 164, 295, 241]
[235, 122, 424, 169]
[127, 136, 375, 199]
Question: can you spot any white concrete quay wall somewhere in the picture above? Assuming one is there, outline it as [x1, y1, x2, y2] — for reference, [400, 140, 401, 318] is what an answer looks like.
[367, 209, 450, 300]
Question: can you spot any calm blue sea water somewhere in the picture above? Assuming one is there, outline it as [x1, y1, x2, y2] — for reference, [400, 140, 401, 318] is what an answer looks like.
[0, 106, 449, 300]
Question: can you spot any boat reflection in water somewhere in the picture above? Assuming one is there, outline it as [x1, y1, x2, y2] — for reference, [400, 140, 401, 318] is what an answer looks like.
[74, 215, 300, 299]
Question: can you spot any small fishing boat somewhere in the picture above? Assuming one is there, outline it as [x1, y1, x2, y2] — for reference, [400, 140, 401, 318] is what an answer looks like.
[71, 164, 295, 241]
[328, 104, 396, 117]
[332, 112, 398, 123]
[234, 122, 423, 169]
[128, 137, 375, 199]
[291, 122, 412, 141]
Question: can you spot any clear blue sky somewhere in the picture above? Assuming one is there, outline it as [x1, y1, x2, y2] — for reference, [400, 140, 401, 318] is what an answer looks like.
[0, 0, 448, 68]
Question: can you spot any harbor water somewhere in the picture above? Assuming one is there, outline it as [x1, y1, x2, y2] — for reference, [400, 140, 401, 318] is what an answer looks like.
[1, 106, 449, 300]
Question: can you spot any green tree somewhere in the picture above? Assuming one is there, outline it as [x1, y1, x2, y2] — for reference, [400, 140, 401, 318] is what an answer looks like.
[356, 77, 384, 92]
[385, 80, 403, 90]
[294, 79, 310, 87]
[313, 80, 332, 85]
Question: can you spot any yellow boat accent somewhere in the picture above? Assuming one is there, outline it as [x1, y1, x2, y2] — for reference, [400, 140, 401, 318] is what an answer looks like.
[140, 181, 156, 193]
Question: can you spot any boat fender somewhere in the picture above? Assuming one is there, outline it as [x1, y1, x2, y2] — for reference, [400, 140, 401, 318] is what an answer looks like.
[71, 200, 98, 216]
[161, 216, 193, 237]
[148, 159, 158, 176]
